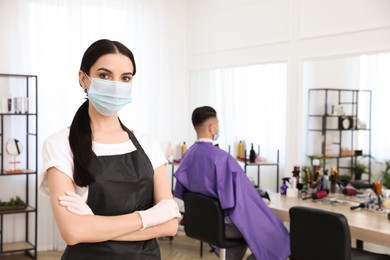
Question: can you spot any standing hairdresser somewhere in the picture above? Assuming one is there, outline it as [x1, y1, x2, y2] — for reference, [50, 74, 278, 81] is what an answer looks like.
[39, 39, 180, 259]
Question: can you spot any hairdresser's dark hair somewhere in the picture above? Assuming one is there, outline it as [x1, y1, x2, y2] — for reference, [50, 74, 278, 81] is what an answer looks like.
[69, 39, 136, 187]
[191, 106, 217, 129]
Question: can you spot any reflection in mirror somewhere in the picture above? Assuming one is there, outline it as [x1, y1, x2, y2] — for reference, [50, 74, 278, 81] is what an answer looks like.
[302, 52, 390, 181]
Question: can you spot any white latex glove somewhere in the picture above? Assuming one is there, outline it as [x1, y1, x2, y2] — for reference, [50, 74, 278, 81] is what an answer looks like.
[137, 199, 181, 229]
[59, 190, 94, 215]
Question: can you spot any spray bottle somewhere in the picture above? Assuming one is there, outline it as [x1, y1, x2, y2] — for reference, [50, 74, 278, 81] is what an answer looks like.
[280, 177, 290, 195]
[292, 166, 300, 187]
[287, 176, 299, 198]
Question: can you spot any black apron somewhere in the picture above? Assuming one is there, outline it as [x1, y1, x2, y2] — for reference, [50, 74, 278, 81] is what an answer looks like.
[62, 124, 161, 260]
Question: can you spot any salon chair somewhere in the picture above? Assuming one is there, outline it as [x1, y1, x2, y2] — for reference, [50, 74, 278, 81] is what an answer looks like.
[183, 192, 246, 260]
[289, 206, 390, 260]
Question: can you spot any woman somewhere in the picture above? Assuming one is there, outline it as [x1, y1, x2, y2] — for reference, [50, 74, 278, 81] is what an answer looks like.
[39, 39, 180, 259]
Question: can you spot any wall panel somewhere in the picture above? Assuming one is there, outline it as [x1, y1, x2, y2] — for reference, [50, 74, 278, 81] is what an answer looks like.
[189, 0, 290, 54]
[300, 0, 390, 39]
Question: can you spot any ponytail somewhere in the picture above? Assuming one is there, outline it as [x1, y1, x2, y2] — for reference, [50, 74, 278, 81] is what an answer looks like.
[69, 100, 94, 186]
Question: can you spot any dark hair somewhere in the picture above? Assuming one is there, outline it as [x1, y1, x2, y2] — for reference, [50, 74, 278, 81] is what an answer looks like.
[69, 39, 136, 187]
[80, 39, 136, 76]
[191, 106, 217, 128]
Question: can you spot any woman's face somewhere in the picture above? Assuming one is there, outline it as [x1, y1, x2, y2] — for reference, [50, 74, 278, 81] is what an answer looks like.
[79, 53, 134, 90]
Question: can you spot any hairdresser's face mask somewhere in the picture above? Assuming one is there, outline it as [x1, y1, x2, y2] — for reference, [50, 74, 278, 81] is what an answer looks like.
[85, 74, 133, 116]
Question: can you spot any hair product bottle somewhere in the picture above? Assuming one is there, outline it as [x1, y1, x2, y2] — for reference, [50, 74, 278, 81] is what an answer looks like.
[330, 167, 338, 193]
[237, 141, 243, 159]
[181, 142, 187, 157]
[249, 143, 256, 163]
[166, 142, 174, 163]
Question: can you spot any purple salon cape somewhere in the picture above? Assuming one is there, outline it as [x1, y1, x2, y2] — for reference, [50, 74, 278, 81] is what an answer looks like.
[174, 142, 290, 260]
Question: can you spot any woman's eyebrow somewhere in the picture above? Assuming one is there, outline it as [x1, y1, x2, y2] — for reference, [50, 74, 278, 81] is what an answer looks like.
[96, 68, 133, 76]
[96, 68, 112, 74]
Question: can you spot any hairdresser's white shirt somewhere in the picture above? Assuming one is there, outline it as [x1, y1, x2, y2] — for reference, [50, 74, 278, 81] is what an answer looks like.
[39, 127, 167, 201]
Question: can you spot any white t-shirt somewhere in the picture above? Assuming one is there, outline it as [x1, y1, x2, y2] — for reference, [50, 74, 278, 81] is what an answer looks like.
[39, 127, 167, 201]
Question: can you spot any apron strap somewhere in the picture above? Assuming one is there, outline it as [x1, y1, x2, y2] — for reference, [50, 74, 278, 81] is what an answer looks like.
[118, 118, 144, 153]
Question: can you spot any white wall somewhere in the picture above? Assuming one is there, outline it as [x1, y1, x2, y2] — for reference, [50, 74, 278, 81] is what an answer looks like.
[187, 0, 390, 174]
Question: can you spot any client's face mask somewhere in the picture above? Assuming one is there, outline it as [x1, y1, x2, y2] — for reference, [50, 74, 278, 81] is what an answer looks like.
[86, 74, 133, 116]
[213, 127, 220, 141]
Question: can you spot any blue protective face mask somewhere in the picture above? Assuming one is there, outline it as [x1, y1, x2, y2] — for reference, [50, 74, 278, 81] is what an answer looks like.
[213, 127, 220, 141]
[86, 75, 133, 116]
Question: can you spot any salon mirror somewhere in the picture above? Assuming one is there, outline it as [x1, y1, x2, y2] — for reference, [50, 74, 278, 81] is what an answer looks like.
[6, 138, 24, 156]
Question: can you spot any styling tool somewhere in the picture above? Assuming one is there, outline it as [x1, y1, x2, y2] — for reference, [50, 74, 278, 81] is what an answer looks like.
[257, 188, 271, 202]
[303, 189, 329, 200]
[342, 188, 358, 196]
[351, 180, 383, 207]
[350, 202, 367, 210]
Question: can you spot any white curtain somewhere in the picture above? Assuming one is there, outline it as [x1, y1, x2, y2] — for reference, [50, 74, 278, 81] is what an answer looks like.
[25, 0, 189, 141]
[360, 52, 390, 162]
[0, 0, 188, 250]
[190, 63, 287, 189]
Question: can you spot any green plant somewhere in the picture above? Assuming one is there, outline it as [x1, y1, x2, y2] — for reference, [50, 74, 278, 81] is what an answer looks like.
[0, 196, 26, 207]
[381, 159, 390, 189]
[338, 174, 351, 186]
[300, 155, 325, 189]
[353, 155, 374, 180]
[354, 162, 367, 180]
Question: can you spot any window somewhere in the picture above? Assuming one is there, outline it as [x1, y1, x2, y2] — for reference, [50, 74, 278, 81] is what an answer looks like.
[360, 52, 390, 162]
[190, 62, 287, 189]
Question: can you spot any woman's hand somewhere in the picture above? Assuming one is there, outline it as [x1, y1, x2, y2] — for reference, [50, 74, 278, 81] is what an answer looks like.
[137, 199, 180, 229]
[59, 190, 94, 215]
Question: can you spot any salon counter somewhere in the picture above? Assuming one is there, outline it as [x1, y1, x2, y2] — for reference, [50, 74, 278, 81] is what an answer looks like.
[266, 193, 390, 247]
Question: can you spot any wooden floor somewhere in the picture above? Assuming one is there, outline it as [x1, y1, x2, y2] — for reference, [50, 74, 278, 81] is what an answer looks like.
[1, 231, 251, 260]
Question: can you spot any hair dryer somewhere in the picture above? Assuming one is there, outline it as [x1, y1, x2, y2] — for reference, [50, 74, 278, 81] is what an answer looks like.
[303, 189, 328, 200]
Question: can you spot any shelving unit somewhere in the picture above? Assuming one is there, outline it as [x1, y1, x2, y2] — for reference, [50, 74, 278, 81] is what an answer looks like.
[242, 148, 280, 192]
[230, 144, 280, 192]
[307, 88, 372, 181]
[168, 161, 180, 192]
[0, 73, 38, 259]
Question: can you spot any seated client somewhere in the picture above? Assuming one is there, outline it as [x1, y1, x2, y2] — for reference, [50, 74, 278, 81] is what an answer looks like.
[174, 106, 290, 260]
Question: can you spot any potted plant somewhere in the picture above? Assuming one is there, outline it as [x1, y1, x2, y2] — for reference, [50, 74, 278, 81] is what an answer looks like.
[353, 155, 374, 181]
[354, 162, 367, 181]
[381, 159, 390, 189]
